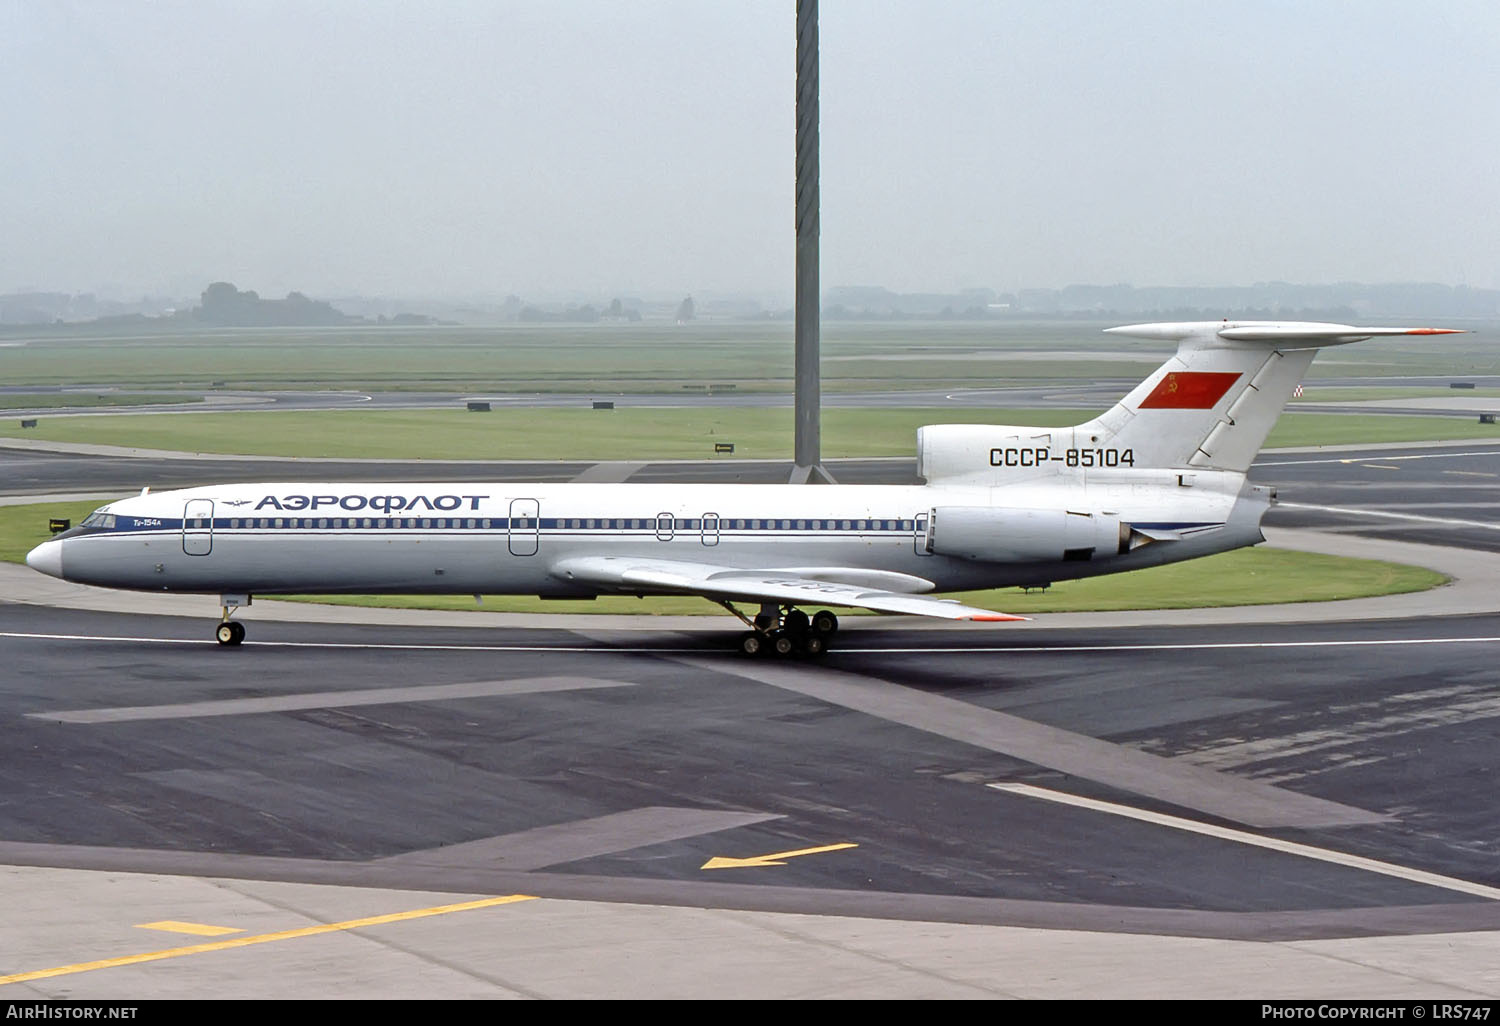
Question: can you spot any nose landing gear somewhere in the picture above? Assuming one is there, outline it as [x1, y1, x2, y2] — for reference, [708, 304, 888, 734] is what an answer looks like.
[215, 594, 250, 646]
[723, 602, 838, 658]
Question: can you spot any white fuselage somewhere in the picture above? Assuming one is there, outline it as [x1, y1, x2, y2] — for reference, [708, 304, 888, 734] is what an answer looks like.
[34, 474, 1270, 603]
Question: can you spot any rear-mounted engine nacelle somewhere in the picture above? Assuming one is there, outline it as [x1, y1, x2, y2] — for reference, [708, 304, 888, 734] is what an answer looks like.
[925, 506, 1128, 563]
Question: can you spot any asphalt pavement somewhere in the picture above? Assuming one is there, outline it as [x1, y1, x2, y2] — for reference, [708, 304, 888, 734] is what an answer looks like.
[4, 437, 1500, 998]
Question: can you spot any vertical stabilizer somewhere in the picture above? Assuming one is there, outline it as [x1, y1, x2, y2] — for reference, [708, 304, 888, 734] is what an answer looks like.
[1078, 321, 1461, 473]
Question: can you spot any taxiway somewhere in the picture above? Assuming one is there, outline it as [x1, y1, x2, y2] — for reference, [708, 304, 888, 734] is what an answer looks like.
[2, 440, 1500, 998]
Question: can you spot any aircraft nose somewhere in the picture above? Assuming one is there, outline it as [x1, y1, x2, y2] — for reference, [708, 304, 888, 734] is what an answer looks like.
[25, 540, 64, 579]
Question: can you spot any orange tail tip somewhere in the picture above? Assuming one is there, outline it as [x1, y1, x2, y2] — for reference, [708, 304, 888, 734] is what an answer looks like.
[1405, 328, 1465, 335]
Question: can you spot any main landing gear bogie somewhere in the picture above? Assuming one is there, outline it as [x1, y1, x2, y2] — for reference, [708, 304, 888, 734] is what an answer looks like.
[727, 603, 838, 658]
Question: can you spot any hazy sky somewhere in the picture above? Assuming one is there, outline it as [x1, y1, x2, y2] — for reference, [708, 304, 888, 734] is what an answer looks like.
[4, 0, 1498, 301]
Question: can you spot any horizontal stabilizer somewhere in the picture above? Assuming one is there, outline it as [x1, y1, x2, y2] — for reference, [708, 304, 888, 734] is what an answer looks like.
[1216, 324, 1464, 345]
[1106, 321, 1463, 347]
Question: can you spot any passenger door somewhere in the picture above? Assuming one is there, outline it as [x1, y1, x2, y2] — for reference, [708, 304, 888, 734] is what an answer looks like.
[508, 498, 540, 556]
[183, 499, 213, 556]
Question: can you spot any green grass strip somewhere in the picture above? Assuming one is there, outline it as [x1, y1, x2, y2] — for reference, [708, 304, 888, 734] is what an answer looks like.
[1, 407, 1498, 460]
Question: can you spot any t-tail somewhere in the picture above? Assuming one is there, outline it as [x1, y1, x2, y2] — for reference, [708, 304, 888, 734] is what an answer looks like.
[917, 321, 1463, 484]
[1081, 321, 1464, 473]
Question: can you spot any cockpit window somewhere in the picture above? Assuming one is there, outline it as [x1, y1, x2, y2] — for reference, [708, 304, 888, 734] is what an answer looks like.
[80, 511, 116, 529]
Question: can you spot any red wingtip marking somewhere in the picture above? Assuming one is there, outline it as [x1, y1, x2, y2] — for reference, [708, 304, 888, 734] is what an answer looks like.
[967, 614, 1028, 622]
[1405, 328, 1465, 335]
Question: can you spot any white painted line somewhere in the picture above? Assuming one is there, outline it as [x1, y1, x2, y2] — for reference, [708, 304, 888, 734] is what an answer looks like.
[3, 630, 1499, 655]
[34, 676, 631, 722]
[841, 637, 1500, 653]
[989, 782, 1500, 901]
[1257, 450, 1500, 467]
[0, 631, 684, 653]
[1277, 502, 1500, 531]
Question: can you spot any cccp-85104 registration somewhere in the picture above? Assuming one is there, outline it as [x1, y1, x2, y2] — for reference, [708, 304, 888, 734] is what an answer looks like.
[989, 447, 1136, 468]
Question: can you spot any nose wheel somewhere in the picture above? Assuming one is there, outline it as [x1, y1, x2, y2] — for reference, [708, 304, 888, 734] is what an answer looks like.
[723, 603, 837, 657]
[215, 595, 250, 646]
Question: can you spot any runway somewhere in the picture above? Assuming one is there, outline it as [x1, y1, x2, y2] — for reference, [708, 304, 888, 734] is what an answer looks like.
[3, 440, 1500, 997]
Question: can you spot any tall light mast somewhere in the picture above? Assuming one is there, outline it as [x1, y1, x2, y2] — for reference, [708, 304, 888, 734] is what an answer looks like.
[790, 0, 834, 483]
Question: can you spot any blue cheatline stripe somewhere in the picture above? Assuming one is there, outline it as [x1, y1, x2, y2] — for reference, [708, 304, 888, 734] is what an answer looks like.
[91, 516, 1223, 536]
[110, 516, 938, 534]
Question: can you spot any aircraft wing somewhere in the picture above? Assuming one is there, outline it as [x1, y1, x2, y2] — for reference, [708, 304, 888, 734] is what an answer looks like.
[550, 556, 1026, 622]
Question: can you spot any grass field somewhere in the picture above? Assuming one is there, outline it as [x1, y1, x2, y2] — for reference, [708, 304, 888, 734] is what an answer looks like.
[0, 321, 1471, 618]
[0, 501, 1447, 615]
[0, 322, 1159, 393]
[0, 407, 1088, 460]
[3, 320, 1494, 394]
[2, 406, 1497, 459]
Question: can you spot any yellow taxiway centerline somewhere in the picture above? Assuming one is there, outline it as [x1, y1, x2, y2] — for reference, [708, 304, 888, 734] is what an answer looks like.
[0, 894, 536, 987]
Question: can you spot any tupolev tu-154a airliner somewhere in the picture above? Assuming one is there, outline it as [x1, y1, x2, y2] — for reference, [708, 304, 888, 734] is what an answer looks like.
[26, 321, 1460, 656]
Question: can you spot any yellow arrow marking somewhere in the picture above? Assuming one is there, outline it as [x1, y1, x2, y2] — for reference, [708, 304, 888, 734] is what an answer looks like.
[702, 842, 857, 870]
[136, 920, 242, 937]
[0, 894, 535, 987]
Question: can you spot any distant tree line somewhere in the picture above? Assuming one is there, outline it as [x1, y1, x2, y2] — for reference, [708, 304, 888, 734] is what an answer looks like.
[7, 279, 1498, 330]
[194, 282, 354, 327]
